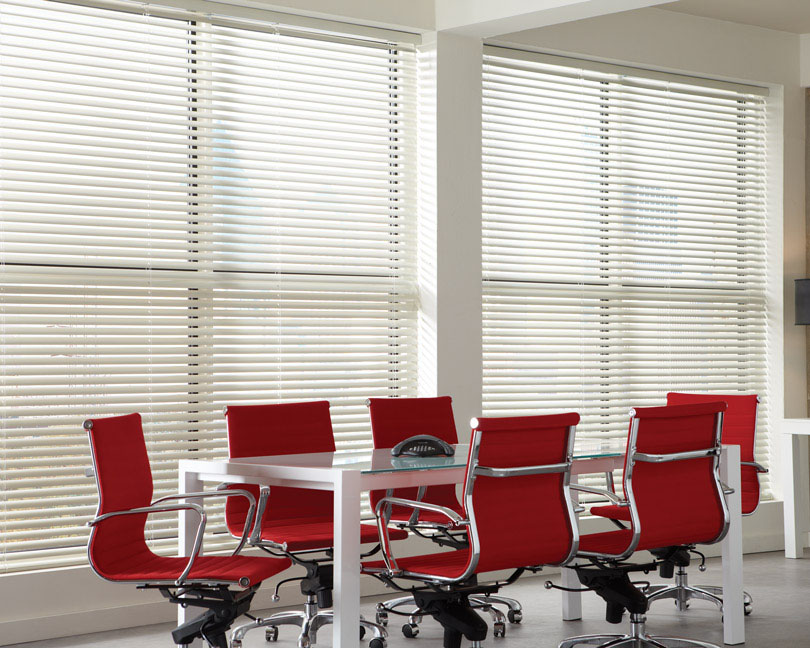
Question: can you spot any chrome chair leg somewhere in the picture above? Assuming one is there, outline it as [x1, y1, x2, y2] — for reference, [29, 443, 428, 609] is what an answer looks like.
[231, 611, 306, 647]
[471, 594, 523, 623]
[559, 614, 720, 648]
[375, 596, 420, 626]
[559, 634, 626, 648]
[647, 567, 751, 614]
[230, 598, 389, 648]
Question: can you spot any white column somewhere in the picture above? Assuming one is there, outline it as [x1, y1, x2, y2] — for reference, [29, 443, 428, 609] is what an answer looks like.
[177, 467, 204, 648]
[720, 444, 745, 645]
[333, 471, 362, 648]
[416, 31, 483, 442]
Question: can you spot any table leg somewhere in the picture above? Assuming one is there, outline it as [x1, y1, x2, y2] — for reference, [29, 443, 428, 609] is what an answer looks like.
[334, 470, 362, 648]
[178, 468, 204, 648]
[784, 433, 808, 558]
[720, 445, 744, 645]
[562, 473, 582, 621]
[561, 561, 582, 621]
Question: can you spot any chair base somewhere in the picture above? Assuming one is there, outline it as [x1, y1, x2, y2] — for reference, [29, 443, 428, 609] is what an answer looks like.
[646, 568, 752, 615]
[374, 593, 521, 638]
[560, 613, 720, 648]
[231, 595, 387, 648]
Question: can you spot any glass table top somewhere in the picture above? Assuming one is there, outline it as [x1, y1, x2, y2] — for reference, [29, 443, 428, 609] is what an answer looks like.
[228, 438, 626, 475]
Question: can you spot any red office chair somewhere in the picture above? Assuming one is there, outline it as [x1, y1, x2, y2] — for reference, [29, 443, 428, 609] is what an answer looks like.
[363, 412, 580, 648]
[367, 396, 524, 637]
[560, 402, 728, 648]
[222, 401, 407, 648]
[85, 413, 291, 648]
[590, 392, 761, 616]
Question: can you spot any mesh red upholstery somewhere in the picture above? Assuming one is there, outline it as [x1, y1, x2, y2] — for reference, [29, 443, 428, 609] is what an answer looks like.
[224, 401, 406, 550]
[583, 402, 727, 556]
[667, 392, 760, 515]
[592, 393, 760, 523]
[86, 413, 289, 587]
[368, 396, 463, 523]
[364, 412, 579, 579]
[471, 413, 579, 572]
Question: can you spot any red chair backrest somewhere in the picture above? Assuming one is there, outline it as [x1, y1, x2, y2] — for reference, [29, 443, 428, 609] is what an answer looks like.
[466, 413, 579, 573]
[666, 392, 760, 515]
[225, 401, 335, 532]
[628, 402, 728, 550]
[85, 413, 154, 579]
[367, 396, 460, 520]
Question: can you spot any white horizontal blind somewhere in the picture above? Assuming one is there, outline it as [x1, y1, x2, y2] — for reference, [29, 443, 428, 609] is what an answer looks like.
[0, 0, 416, 573]
[482, 47, 770, 495]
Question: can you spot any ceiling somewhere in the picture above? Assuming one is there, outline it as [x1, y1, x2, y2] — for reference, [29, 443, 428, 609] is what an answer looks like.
[659, 0, 810, 34]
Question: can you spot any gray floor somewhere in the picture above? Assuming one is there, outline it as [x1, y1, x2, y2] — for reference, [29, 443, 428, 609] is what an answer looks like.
[7, 551, 809, 648]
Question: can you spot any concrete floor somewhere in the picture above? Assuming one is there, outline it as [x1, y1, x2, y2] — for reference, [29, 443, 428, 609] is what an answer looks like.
[6, 551, 809, 648]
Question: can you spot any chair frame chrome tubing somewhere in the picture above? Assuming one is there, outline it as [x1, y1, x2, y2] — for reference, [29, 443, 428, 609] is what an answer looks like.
[366, 423, 578, 643]
[560, 408, 728, 648]
[84, 419, 259, 588]
[367, 422, 580, 583]
[575, 411, 730, 563]
[643, 397, 763, 616]
[230, 485, 388, 648]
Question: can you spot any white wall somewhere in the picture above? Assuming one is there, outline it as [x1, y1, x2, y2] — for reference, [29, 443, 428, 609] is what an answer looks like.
[0, 5, 806, 645]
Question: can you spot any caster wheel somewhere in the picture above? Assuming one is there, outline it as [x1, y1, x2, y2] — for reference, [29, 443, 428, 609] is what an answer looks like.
[376, 611, 389, 627]
[507, 610, 522, 624]
[233, 641, 242, 648]
[370, 639, 387, 648]
[402, 623, 419, 639]
[298, 636, 311, 648]
[360, 626, 366, 640]
[266, 626, 279, 642]
[744, 604, 753, 616]
[493, 621, 506, 638]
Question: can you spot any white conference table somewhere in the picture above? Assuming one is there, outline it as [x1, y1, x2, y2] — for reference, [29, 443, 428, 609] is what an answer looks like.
[781, 419, 810, 558]
[178, 442, 744, 648]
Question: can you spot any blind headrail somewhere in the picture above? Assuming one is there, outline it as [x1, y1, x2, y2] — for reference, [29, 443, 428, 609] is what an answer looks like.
[483, 43, 769, 98]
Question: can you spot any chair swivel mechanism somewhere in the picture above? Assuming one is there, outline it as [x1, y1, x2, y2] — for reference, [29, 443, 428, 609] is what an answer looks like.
[222, 401, 409, 648]
[367, 396, 524, 639]
[590, 392, 762, 617]
[85, 413, 291, 648]
[559, 401, 730, 648]
[364, 412, 581, 648]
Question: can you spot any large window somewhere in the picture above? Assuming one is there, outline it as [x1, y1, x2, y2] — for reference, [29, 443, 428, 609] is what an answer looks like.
[482, 47, 770, 491]
[0, 0, 416, 573]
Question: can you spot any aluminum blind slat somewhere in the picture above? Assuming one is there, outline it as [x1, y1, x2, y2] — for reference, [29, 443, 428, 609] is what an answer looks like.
[0, 0, 416, 573]
[482, 49, 770, 498]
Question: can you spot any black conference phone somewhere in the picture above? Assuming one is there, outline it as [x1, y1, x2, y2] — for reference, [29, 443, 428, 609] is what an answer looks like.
[391, 435, 455, 458]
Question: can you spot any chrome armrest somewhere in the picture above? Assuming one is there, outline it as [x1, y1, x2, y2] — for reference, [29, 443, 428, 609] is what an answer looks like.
[152, 489, 256, 556]
[721, 482, 735, 496]
[373, 497, 468, 574]
[742, 461, 768, 474]
[247, 486, 289, 551]
[88, 502, 206, 587]
[570, 484, 627, 505]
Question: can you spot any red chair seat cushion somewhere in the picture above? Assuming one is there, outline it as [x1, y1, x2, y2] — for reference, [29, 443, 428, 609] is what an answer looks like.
[93, 552, 290, 588]
[592, 481, 759, 522]
[387, 500, 466, 525]
[590, 504, 631, 522]
[229, 518, 407, 551]
[363, 549, 472, 580]
[579, 519, 727, 556]
[578, 529, 635, 556]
